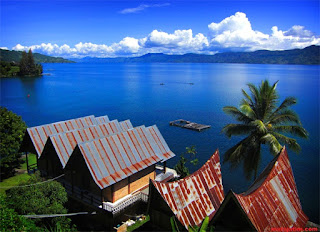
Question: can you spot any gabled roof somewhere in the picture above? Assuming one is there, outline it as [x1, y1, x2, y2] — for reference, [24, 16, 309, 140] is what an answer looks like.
[151, 150, 224, 230]
[145, 126, 175, 162]
[75, 125, 175, 189]
[21, 115, 109, 157]
[48, 120, 133, 168]
[216, 147, 308, 232]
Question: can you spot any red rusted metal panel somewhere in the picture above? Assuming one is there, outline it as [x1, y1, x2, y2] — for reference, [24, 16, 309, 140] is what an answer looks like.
[48, 120, 134, 168]
[234, 147, 308, 231]
[26, 115, 97, 157]
[151, 150, 224, 230]
[76, 126, 176, 189]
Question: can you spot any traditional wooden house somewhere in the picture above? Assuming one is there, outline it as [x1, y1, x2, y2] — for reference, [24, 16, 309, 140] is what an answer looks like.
[38, 119, 133, 177]
[148, 150, 224, 231]
[211, 147, 309, 231]
[64, 125, 176, 213]
[19, 115, 110, 169]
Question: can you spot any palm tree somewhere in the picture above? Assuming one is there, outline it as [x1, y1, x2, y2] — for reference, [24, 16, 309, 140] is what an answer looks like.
[222, 80, 308, 180]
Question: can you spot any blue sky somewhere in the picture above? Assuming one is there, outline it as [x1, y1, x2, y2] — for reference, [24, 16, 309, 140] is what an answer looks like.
[1, 0, 319, 58]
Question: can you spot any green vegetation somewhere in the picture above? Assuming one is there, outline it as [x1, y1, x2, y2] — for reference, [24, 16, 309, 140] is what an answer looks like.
[0, 173, 31, 194]
[0, 49, 43, 77]
[170, 216, 214, 232]
[174, 146, 199, 179]
[0, 193, 38, 231]
[18, 49, 43, 76]
[127, 215, 150, 232]
[0, 61, 19, 77]
[0, 107, 27, 179]
[6, 172, 75, 231]
[222, 80, 308, 180]
[20, 153, 37, 170]
[0, 48, 74, 63]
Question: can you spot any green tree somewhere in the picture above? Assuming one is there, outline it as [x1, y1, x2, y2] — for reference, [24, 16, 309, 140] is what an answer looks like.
[6, 172, 75, 231]
[222, 80, 308, 180]
[19, 50, 29, 76]
[174, 146, 199, 179]
[27, 49, 37, 75]
[0, 107, 27, 179]
[0, 193, 39, 231]
[18, 49, 42, 76]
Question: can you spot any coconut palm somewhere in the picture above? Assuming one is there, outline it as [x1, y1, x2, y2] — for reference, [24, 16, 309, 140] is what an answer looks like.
[222, 80, 308, 180]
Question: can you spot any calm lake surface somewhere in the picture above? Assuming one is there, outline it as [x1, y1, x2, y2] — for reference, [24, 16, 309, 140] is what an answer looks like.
[1, 63, 319, 222]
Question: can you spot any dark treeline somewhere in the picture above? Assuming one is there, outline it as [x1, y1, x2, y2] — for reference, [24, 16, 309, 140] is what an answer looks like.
[0, 49, 43, 77]
[19, 49, 43, 76]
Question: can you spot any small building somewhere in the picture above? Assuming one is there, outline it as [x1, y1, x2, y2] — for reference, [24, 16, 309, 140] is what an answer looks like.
[64, 125, 175, 213]
[20, 115, 176, 218]
[38, 119, 133, 177]
[148, 150, 224, 231]
[211, 147, 309, 231]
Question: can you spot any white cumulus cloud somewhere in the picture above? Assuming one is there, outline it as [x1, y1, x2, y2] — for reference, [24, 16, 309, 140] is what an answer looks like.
[207, 12, 320, 51]
[9, 12, 320, 58]
[142, 29, 209, 53]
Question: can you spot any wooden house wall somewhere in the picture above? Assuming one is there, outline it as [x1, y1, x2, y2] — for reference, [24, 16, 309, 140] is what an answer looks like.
[104, 165, 156, 203]
[64, 147, 102, 196]
[38, 140, 63, 177]
[65, 147, 157, 203]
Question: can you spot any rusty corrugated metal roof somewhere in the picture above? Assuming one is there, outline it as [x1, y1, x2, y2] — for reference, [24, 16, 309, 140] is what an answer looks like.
[151, 150, 224, 230]
[234, 147, 308, 231]
[26, 115, 100, 157]
[48, 120, 133, 168]
[146, 125, 175, 162]
[76, 126, 175, 189]
[95, 115, 110, 124]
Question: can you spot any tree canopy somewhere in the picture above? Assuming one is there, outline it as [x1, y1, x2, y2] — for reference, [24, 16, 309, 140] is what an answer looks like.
[18, 49, 42, 76]
[0, 193, 38, 231]
[222, 80, 308, 180]
[174, 146, 199, 179]
[5, 172, 75, 231]
[0, 107, 27, 179]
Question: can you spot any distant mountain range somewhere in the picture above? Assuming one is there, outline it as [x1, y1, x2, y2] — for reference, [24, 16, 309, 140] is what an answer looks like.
[1, 45, 319, 65]
[0, 49, 74, 63]
[72, 45, 320, 65]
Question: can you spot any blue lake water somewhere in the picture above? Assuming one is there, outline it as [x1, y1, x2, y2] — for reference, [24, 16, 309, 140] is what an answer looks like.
[1, 63, 319, 223]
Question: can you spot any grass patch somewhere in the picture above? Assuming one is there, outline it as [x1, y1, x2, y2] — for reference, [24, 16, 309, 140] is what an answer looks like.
[127, 215, 150, 232]
[20, 153, 37, 170]
[0, 173, 31, 194]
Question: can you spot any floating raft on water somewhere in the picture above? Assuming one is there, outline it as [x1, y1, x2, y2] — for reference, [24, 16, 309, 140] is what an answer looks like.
[169, 119, 211, 132]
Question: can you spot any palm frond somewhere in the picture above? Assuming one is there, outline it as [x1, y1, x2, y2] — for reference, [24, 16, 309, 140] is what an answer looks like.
[223, 106, 253, 123]
[260, 80, 279, 120]
[260, 133, 282, 155]
[271, 132, 301, 153]
[273, 125, 308, 138]
[247, 83, 260, 105]
[268, 109, 301, 125]
[250, 120, 267, 134]
[241, 89, 254, 105]
[222, 124, 254, 138]
[269, 97, 297, 119]
[240, 101, 257, 119]
[223, 136, 250, 167]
